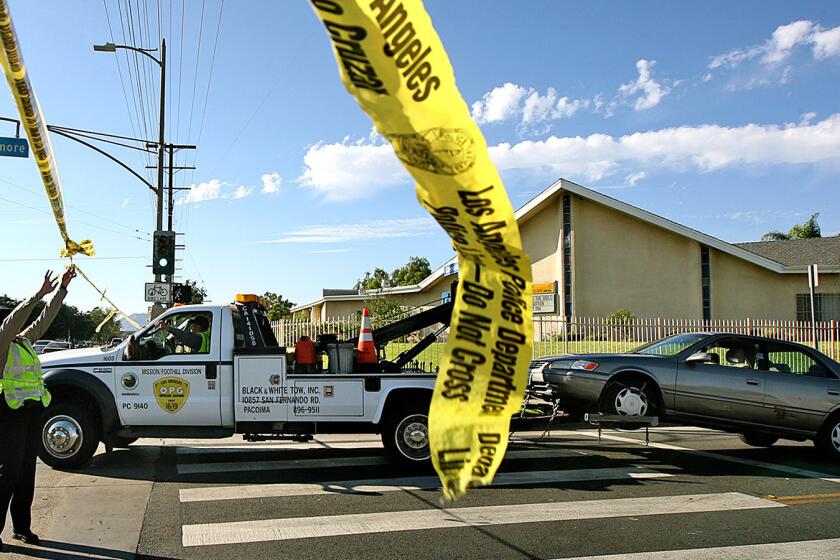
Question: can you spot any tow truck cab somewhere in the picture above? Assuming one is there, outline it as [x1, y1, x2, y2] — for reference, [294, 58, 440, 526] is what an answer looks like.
[38, 294, 454, 469]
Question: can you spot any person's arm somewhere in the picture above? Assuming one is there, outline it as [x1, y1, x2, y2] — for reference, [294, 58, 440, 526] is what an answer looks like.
[164, 325, 202, 351]
[21, 267, 75, 342]
[0, 271, 60, 380]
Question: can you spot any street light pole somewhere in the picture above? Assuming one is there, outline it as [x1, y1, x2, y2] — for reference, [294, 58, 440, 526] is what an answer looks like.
[94, 39, 168, 317]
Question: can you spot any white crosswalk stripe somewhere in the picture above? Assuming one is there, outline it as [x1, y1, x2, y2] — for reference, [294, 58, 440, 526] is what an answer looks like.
[554, 538, 840, 560]
[175, 447, 578, 475]
[178, 466, 672, 502]
[181, 492, 783, 547]
[169, 433, 837, 556]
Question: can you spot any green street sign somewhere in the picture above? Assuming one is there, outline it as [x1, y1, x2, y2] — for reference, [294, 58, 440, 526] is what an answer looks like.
[0, 136, 29, 158]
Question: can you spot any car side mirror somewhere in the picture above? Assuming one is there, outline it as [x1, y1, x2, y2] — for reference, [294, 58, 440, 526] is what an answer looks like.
[686, 351, 716, 365]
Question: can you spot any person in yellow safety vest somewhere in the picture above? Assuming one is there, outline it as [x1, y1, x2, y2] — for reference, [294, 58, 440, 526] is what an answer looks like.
[157, 315, 210, 353]
[0, 267, 76, 552]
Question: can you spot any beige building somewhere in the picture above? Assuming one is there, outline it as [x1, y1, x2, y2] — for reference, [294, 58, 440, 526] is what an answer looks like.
[293, 178, 840, 322]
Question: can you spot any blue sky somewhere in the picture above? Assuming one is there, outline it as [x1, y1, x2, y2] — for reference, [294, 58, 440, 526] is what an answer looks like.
[1, 0, 839, 314]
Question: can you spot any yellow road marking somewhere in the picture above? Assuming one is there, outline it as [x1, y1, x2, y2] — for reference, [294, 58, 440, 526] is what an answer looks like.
[768, 492, 840, 505]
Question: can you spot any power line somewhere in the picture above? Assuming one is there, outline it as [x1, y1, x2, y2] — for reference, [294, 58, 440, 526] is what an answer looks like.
[192, 0, 223, 159]
[102, 0, 144, 154]
[183, 0, 224, 234]
[109, 0, 154, 188]
[0, 256, 148, 262]
[123, 0, 151, 147]
[176, 0, 185, 144]
[0, 194, 151, 242]
[0, 177, 152, 237]
[185, 0, 206, 143]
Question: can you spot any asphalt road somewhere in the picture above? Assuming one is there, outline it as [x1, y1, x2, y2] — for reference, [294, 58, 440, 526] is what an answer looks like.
[4, 425, 840, 559]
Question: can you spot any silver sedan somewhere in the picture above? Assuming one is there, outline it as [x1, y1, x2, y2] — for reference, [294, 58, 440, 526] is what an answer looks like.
[539, 332, 840, 458]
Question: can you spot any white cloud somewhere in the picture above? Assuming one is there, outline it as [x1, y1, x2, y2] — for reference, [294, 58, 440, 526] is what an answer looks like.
[487, 113, 840, 181]
[764, 20, 814, 63]
[121, 197, 131, 209]
[800, 112, 817, 125]
[255, 218, 438, 244]
[617, 59, 669, 111]
[709, 20, 840, 70]
[300, 114, 840, 197]
[178, 179, 253, 205]
[813, 25, 840, 59]
[233, 186, 253, 199]
[181, 179, 224, 204]
[521, 88, 588, 124]
[300, 138, 408, 202]
[473, 83, 590, 129]
[261, 172, 282, 194]
[624, 171, 646, 186]
[471, 82, 529, 124]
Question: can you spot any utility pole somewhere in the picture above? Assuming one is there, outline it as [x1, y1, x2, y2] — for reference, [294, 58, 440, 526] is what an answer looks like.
[163, 143, 195, 284]
[155, 38, 167, 283]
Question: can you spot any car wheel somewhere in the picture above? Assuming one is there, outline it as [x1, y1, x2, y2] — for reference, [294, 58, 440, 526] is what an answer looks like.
[600, 378, 658, 429]
[38, 403, 101, 469]
[816, 415, 840, 459]
[738, 432, 779, 447]
[382, 400, 431, 466]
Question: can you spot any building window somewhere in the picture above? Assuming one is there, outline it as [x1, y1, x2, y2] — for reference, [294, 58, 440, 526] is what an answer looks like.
[700, 245, 711, 321]
[796, 293, 840, 321]
[562, 194, 572, 318]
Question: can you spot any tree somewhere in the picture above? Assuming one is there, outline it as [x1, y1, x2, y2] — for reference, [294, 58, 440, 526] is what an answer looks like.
[183, 279, 208, 304]
[761, 213, 821, 241]
[354, 257, 432, 290]
[390, 256, 431, 286]
[363, 293, 404, 328]
[354, 267, 390, 290]
[262, 292, 296, 321]
[88, 307, 122, 343]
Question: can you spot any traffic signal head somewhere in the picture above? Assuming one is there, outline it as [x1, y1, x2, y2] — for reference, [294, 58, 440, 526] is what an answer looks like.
[153, 231, 176, 276]
[172, 283, 193, 304]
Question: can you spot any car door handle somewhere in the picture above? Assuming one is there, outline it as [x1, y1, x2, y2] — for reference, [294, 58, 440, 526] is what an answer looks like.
[828, 390, 840, 396]
[746, 379, 760, 386]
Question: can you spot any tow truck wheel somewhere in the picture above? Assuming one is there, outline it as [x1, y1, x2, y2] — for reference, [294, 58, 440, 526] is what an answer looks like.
[38, 403, 101, 469]
[382, 403, 431, 465]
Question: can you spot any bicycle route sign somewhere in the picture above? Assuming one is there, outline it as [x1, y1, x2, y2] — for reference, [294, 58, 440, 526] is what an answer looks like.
[145, 282, 172, 303]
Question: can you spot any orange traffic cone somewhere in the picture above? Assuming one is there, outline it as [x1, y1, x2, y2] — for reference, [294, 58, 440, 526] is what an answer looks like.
[356, 308, 378, 364]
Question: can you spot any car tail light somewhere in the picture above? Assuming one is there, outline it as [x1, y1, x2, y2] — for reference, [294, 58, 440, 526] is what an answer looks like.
[571, 360, 599, 372]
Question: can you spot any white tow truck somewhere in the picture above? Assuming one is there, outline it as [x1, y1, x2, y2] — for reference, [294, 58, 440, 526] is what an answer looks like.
[36, 294, 454, 469]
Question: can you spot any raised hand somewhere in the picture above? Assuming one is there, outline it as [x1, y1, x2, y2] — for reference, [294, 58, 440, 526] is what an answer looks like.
[61, 265, 77, 289]
[36, 270, 58, 299]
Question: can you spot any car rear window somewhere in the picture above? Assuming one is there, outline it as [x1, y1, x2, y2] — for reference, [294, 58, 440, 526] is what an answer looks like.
[765, 342, 830, 377]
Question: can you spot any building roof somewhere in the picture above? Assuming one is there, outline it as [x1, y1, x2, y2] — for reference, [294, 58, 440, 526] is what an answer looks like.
[293, 177, 838, 312]
[734, 237, 840, 266]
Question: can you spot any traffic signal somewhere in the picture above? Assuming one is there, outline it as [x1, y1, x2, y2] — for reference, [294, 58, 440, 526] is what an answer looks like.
[153, 231, 176, 276]
[172, 283, 192, 304]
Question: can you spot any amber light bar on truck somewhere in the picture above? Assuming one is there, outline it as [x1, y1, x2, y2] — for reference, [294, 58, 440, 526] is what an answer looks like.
[235, 293, 269, 310]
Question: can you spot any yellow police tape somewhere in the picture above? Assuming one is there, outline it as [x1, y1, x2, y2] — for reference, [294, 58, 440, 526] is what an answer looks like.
[73, 264, 142, 330]
[0, 0, 94, 257]
[310, 0, 533, 500]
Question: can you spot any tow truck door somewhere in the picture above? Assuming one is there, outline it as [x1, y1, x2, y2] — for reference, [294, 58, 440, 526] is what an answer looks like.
[115, 309, 223, 426]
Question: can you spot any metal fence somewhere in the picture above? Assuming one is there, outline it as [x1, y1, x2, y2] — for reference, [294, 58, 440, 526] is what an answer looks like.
[272, 315, 840, 371]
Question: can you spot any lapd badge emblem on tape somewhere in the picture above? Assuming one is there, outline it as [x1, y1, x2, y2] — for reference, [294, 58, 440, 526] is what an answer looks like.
[153, 377, 190, 414]
[387, 128, 475, 175]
